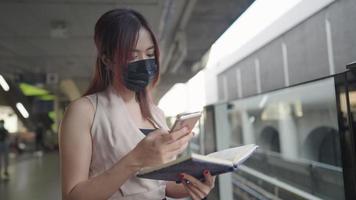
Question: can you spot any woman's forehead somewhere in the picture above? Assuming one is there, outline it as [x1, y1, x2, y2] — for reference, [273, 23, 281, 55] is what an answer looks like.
[133, 28, 154, 51]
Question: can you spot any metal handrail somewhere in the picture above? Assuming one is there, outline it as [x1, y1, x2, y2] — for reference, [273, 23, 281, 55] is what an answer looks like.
[235, 165, 323, 200]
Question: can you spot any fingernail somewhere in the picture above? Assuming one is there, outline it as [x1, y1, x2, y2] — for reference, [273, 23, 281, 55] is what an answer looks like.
[204, 169, 209, 175]
[178, 173, 184, 180]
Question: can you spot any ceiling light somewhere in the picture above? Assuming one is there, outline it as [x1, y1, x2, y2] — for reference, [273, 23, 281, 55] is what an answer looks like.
[16, 102, 29, 118]
[0, 75, 10, 91]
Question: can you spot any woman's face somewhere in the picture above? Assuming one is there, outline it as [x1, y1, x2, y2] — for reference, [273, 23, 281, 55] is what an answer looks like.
[129, 28, 155, 63]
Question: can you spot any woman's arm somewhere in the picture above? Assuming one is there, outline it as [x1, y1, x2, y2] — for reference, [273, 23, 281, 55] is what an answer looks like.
[60, 98, 142, 200]
[166, 181, 189, 198]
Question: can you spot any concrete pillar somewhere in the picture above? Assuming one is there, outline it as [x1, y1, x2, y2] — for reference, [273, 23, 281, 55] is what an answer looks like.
[278, 103, 299, 160]
[214, 103, 234, 200]
[241, 110, 255, 144]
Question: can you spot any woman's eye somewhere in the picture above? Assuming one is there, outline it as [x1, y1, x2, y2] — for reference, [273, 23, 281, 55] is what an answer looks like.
[147, 54, 155, 58]
[129, 54, 138, 60]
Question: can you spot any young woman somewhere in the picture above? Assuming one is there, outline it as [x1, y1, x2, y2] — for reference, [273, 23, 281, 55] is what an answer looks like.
[59, 8, 215, 200]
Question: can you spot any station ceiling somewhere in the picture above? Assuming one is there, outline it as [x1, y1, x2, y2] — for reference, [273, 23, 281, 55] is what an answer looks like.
[0, 0, 254, 103]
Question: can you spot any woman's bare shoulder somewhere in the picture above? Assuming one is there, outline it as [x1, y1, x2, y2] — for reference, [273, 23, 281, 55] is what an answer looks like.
[66, 97, 93, 113]
[62, 97, 95, 129]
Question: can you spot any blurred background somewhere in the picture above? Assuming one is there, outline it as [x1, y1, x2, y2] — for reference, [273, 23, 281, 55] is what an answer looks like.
[0, 0, 356, 199]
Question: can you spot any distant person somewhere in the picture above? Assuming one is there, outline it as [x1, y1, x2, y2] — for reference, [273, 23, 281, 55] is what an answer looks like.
[59, 9, 215, 200]
[0, 120, 10, 180]
[35, 123, 45, 154]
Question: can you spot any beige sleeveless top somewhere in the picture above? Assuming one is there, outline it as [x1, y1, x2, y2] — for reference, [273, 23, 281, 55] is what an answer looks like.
[84, 85, 169, 200]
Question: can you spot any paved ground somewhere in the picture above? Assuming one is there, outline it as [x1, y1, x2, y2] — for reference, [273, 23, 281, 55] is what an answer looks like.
[0, 152, 61, 200]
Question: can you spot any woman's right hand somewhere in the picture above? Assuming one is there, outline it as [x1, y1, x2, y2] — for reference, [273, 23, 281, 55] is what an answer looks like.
[130, 127, 193, 168]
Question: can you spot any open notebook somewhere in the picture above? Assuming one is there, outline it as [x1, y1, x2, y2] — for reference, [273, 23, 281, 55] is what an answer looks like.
[137, 144, 258, 182]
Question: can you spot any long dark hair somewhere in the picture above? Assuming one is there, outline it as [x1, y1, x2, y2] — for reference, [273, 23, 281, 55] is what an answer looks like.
[83, 8, 160, 120]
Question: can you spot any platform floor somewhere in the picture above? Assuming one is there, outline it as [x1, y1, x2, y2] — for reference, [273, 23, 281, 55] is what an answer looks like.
[0, 152, 61, 200]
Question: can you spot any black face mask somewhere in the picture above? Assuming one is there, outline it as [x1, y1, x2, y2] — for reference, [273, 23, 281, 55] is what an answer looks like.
[123, 58, 157, 92]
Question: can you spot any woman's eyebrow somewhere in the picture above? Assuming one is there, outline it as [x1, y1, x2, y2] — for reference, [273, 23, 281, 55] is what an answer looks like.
[131, 46, 154, 52]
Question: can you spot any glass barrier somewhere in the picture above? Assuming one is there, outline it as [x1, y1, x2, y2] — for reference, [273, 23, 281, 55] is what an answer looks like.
[227, 77, 344, 200]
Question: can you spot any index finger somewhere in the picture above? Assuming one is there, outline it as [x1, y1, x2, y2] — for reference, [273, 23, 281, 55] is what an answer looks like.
[203, 170, 215, 188]
[162, 126, 190, 143]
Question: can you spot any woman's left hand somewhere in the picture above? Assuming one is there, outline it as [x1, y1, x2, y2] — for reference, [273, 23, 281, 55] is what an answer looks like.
[180, 170, 216, 200]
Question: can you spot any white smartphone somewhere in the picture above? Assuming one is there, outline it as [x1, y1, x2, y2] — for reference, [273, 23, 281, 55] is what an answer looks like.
[170, 111, 202, 133]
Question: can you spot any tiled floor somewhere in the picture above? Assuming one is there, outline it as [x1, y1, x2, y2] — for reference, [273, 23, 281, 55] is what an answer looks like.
[0, 152, 61, 200]
[0, 152, 192, 200]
